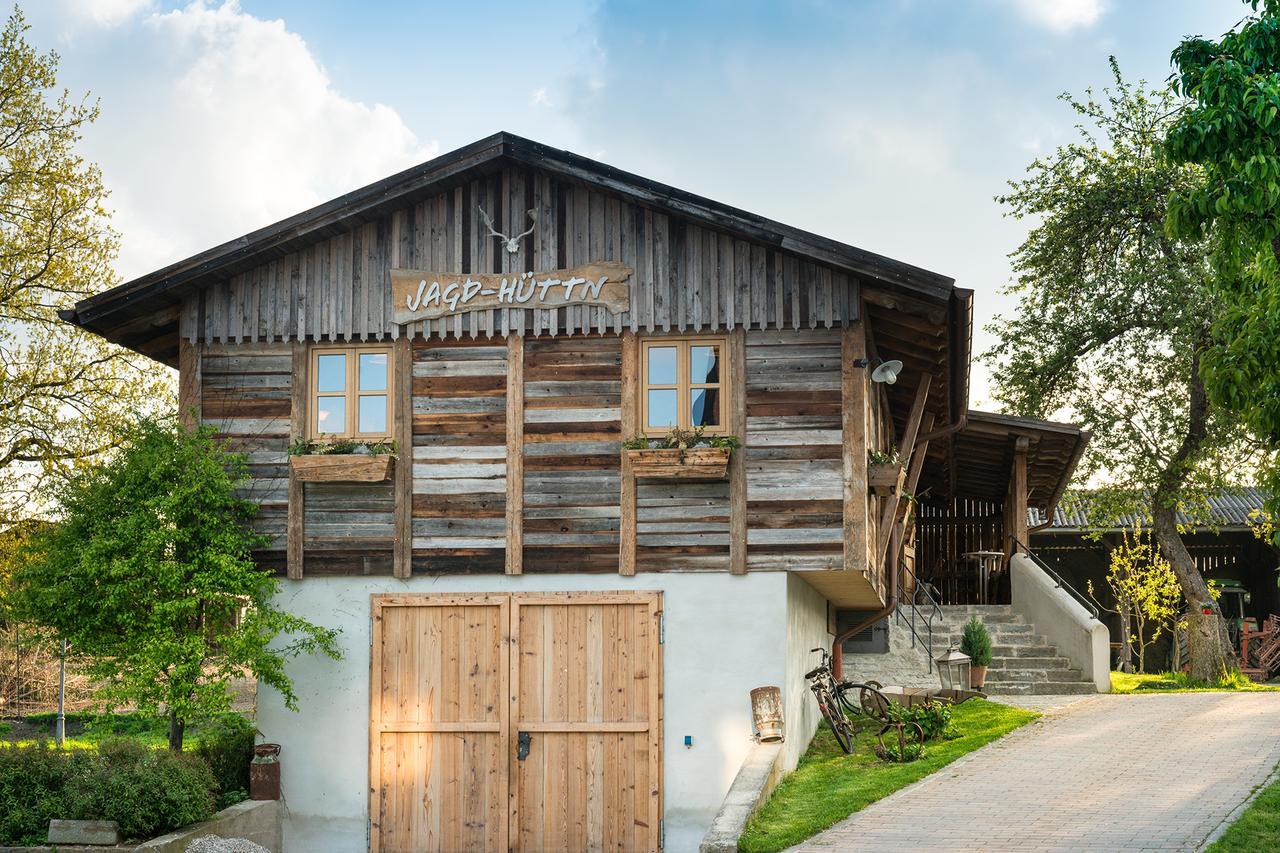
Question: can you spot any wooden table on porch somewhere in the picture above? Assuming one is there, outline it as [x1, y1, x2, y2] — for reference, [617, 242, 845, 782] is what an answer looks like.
[962, 550, 1006, 605]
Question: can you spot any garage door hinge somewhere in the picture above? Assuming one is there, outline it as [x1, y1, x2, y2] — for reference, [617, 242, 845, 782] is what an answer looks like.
[366, 817, 370, 847]
[368, 616, 373, 646]
[658, 613, 664, 644]
[659, 818, 664, 849]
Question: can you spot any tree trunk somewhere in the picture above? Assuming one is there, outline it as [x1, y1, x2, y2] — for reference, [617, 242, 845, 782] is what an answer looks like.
[167, 709, 185, 753]
[1150, 344, 1236, 682]
[1117, 597, 1134, 674]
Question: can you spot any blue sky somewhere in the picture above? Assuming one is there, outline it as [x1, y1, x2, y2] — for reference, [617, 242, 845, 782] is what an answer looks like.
[35, 0, 1248, 402]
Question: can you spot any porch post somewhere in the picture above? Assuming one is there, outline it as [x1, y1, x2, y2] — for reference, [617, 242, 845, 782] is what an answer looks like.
[1006, 436, 1029, 559]
[842, 318, 869, 576]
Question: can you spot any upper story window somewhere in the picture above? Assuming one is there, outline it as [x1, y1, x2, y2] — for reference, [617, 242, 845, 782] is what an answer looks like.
[641, 336, 727, 435]
[310, 345, 394, 439]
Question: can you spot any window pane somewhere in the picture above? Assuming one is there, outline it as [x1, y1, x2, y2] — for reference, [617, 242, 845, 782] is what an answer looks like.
[647, 389, 678, 429]
[690, 345, 720, 384]
[358, 395, 388, 434]
[316, 353, 347, 393]
[359, 352, 388, 392]
[690, 388, 720, 427]
[647, 346, 677, 385]
[315, 397, 346, 434]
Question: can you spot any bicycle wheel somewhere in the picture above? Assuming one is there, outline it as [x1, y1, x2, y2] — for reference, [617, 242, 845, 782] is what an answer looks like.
[817, 688, 854, 754]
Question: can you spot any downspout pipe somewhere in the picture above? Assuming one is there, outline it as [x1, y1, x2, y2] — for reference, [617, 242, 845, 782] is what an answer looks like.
[916, 410, 967, 444]
[832, 410, 961, 677]
[832, 549, 896, 681]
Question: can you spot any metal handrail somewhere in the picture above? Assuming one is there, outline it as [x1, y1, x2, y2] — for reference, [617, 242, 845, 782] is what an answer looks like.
[1011, 537, 1100, 620]
[895, 554, 942, 672]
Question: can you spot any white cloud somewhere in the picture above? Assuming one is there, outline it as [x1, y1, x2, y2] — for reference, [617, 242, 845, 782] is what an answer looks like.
[52, 0, 155, 29]
[530, 87, 552, 107]
[93, 1, 436, 279]
[1009, 0, 1104, 32]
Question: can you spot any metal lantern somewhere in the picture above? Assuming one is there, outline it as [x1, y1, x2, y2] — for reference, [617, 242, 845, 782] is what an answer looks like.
[935, 647, 972, 691]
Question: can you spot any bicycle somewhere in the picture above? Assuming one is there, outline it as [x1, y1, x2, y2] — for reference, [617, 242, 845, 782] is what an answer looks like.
[804, 648, 893, 754]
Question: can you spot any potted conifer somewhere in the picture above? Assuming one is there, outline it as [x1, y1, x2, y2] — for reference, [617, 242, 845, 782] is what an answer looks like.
[960, 616, 993, 690]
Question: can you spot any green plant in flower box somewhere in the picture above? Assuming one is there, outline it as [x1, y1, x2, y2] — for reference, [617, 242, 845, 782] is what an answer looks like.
[288, 437, 397, 457]
[620, 427, 741, 451]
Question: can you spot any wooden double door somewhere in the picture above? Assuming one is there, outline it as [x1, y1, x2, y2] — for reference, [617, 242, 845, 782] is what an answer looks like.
[369, 591, 663, 853]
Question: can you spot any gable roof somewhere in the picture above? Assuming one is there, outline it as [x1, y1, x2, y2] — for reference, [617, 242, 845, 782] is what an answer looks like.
[61, 132, 961, 363]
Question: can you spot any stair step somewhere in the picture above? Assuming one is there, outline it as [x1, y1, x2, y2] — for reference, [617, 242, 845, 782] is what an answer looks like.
[990, 656, 1071, 670]
[941, 633, 1047, 647]
[990, 644, 1058, 657]
[983, 681, 1097, 696]
[985, 668, 1084, 683]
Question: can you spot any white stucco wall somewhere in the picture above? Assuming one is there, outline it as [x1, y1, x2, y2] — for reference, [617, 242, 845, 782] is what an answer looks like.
[258, 572, 791, 853]
[782, 574, 834, 773]
[1010, 553, 1110, 692]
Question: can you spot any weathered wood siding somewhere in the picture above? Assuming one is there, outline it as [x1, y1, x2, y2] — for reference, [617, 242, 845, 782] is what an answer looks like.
[183, 166, 860, 344]
[199, 343, 291, 562]
[410, 339, 508, 573]
[196, 328, 892, 585]
[522, 337, 622, 573]
[743, 330, 845, 571]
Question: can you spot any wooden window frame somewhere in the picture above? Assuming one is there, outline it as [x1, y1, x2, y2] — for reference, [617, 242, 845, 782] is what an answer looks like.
[639, 335, 729, 436]
[308, 343, 395, 440]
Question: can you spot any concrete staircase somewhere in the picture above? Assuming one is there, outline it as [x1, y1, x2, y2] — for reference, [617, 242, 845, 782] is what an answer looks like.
[934, 605, 1096, 695]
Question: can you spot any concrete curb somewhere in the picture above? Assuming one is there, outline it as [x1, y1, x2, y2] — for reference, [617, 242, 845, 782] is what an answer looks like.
[136, 800, 281, 853]
[698, 741, 784, 853]
[1197, 760, 1280, 851]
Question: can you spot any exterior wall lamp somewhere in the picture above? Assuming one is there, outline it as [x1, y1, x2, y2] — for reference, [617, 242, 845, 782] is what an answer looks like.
[852, 357, 904, 384]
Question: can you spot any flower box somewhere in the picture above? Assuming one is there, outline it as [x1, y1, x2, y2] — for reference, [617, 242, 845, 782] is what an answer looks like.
[290, 453, 394, 483]
[625, 447, 731, 480]
[868, 461, 905, 497]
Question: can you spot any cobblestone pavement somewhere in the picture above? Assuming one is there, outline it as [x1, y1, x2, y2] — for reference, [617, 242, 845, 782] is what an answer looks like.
[790, 693, 1280, 852]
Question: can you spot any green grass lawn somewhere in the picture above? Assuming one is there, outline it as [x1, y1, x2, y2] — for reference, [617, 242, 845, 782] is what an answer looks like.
[738, 699, 1038, 853]
[1206, 767, 1280, 852]
[1110, 670, 1280, 694]
[0, 712, 212, 749]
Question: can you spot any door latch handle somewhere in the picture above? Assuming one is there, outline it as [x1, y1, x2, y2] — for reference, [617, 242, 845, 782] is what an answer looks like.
[517, 731, 531, 761]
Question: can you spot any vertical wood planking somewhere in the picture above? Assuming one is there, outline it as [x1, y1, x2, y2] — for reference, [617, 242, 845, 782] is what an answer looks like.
[619, 331, 638, 576]
[177, 337, 201, 429]
[506, 335, 525, 574]
[192, 176, 872, 344]
[393, 337, 413, 578]
[842, 319, 868, 575]
[728, 327, 747, 574]
[287, 342, 307, 579]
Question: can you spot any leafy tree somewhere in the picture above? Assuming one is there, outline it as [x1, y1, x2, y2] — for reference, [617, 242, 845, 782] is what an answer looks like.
[1088, 525, 1182, 673]
[985, 62, 1252, 681]
[1165, 1, 1280, 573]
[0, 7, 170, 521]
[13, 418, 341, 751]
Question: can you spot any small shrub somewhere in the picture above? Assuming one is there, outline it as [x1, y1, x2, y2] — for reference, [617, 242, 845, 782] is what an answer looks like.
[960, 617, 993, 668]
[0, 721, 10, 736]
[0, 741, 76, 844]
[66, 738, 216, 840]
[194, 714, 255, 808]
[886, 701, 956, 741]
[0, 740, 216, 845]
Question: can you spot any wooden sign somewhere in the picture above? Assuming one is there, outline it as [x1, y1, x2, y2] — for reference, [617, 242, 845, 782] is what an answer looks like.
[391, 261, 633, 324]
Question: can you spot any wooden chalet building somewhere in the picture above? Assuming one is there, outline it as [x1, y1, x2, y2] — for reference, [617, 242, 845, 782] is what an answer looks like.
[64, 133, 1018, 852]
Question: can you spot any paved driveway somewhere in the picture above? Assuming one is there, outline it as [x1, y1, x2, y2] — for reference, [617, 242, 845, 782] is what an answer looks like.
[791, 693, 1280, 852]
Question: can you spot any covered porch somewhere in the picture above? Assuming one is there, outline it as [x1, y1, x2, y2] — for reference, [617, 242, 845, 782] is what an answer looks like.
[910, 410, 1089, 606]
